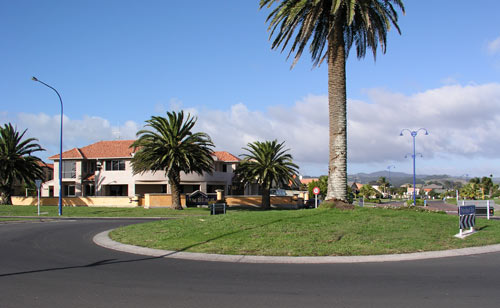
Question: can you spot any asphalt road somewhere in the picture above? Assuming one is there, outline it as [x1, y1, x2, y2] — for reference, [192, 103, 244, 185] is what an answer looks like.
[2, 219, 500, 308]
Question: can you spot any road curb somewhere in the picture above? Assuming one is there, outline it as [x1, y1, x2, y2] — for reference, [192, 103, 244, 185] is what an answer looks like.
[93, 229, 500, 264]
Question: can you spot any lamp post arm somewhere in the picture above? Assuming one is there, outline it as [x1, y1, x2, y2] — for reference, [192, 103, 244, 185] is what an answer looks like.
[417, 128, 429, 135]
[399, 128, 412, 136]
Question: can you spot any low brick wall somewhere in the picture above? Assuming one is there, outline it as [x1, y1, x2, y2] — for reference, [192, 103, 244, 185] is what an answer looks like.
[225, 195, 303, 207]
[11, 194, 301, 208]
[144, 194, 186, 208]
[11, 196, 139, 208]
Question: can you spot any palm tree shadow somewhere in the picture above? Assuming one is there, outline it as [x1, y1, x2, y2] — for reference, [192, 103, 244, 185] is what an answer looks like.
[0, 212, 325, 278]
[0, 256, 165, 278]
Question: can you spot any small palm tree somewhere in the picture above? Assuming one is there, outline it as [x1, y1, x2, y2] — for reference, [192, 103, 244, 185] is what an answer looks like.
[130, 111, 214, 210]
[0, 123, 45, 205]
[260, 0, 404, 202]
[235, 140, 299, 210]
[377, 176, 389, 194]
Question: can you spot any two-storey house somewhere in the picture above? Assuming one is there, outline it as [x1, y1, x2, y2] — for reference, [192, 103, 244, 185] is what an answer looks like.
[41, 140, 240, 198]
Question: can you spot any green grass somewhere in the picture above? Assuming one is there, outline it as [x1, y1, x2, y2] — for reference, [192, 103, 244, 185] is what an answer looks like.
[0, 205, 209, 217]
[110, 207, 500, 256]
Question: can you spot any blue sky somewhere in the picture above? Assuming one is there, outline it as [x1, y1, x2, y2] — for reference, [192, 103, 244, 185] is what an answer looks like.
[2, 0, 500, 177]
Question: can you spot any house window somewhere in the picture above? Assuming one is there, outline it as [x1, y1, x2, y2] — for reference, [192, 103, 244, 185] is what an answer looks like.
[222, 164, 227, 173]
[107, 185, 128, 196]
[83, 161, 96, 174]
[61, 161, 76, 179]
[63, 184, 76, 196]
[105, 160, 125, 171]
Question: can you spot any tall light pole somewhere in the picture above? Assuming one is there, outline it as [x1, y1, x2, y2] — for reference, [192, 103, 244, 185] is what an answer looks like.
[387, 165, 395, 195]
[400, 128, 428, 206]
[32, 76, 63, 216]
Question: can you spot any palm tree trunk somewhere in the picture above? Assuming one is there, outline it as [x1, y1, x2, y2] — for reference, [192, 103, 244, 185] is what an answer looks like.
[325, 19, 348, 202]
[169, 173, 183, 210]
[261, 187, 271, 210]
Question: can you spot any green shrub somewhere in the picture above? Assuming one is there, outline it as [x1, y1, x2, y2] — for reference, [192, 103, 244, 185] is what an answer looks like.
[406, 199, 425, 206]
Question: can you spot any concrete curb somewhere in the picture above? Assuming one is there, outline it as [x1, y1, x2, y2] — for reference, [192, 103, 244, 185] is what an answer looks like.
[93, 229, 500, 264]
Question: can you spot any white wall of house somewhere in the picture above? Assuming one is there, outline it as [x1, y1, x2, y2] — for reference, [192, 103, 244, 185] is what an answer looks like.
[43, 159, 238, 197]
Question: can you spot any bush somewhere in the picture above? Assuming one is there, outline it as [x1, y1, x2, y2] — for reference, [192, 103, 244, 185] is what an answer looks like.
[406, 199, 425, 206]
[491, 192, 500, 198]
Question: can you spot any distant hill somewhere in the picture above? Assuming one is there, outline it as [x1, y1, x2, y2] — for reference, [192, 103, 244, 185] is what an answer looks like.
[348, 172, 476, 187]
[303, 172, 499, 187]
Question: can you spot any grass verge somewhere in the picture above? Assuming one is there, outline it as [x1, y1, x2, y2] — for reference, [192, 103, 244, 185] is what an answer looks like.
[110, 207, 500, 256]
[0, 205, 209, 217]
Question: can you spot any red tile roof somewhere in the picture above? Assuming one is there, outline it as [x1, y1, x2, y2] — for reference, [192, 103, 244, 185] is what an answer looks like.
[300, 178, 318, 185]
[213, 151, 240, 162]
[49, 140, 240, 162]
[49, 140, 136, 160]
[37, 161, 54, 169]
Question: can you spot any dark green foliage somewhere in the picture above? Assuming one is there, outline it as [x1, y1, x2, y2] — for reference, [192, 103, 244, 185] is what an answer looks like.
[130, 111, 214, 209]
[0, 123, 44, 205]
[406, 199, 425, 206]
[307, 176, 328, 199]
[346, 185, 354, 204]
[234, 140, 299, 210]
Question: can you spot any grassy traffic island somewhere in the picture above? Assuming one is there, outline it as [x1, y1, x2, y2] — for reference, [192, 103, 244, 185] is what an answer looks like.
[110, 207, 500, 256]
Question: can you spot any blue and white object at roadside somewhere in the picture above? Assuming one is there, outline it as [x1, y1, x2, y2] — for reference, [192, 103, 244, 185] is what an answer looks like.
[35, 179, 42, 216]
[455, 205, 476, 238]
[358, 197, 364, 207]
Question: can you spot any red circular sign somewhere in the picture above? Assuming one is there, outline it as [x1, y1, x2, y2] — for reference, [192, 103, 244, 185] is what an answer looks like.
[313, 187, 320, 195]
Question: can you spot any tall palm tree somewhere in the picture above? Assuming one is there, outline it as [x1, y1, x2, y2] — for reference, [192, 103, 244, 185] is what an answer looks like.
[130, 111, 215, 210]
[260, 0, 404, 202]
[235, 140, 299, 210]
[0, 123, 45, 205]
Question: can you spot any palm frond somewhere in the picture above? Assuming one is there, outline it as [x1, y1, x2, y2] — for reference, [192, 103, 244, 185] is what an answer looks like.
[261, 0, 404, 67]
[235, 140, 299, 190]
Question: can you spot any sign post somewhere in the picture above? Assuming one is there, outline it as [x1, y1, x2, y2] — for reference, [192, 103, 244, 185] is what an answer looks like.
[313, 187, 320, 209]
[456, 205, 476, 238]
[35, 179, 42, 216]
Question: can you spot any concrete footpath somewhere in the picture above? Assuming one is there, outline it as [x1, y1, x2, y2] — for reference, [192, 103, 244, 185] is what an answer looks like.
[94, 229, 500, 264]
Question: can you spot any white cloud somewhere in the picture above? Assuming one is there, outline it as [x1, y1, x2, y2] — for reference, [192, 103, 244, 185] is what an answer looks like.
[3, 113, 139, 161]
[3, 83, 500, 176]
[197, 83, 500, 175]
[487, 36, 500, 54]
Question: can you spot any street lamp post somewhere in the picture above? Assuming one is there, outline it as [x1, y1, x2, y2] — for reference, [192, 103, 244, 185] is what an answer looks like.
[32, 77, 63, 216]
[400, 128, 428, 206]
[387, 165, 395, 196]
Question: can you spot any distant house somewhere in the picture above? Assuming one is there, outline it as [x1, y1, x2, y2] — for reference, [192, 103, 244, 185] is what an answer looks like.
[349, 182, 363, 194]
[300, 178, 319, 186]
[41, 140, 240, 198]
[406, 186, 421, 197]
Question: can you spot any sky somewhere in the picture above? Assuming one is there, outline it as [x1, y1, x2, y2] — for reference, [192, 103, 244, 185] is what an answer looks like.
[1, 0, 500, 178]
